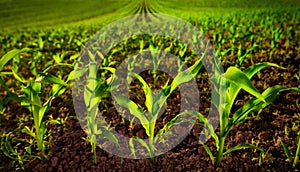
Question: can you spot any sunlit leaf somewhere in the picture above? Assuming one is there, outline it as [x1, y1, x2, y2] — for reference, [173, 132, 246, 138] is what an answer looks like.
[0, 48, 31, 71]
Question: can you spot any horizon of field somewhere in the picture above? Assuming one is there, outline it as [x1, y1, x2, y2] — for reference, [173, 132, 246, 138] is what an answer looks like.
[1, 0, 300, 31]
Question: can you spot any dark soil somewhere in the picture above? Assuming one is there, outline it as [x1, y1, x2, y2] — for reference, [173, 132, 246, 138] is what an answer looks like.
[1, 53, 299, 171]
[1, 11, 300, 171]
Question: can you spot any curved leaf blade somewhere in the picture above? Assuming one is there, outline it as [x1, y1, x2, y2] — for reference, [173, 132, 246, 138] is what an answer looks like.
[223, 143, 264, 155]
[113, 96, 150, 136]
[133, 73, 154, 115]
[224, 62, 283, 123]
[0, 48, 31, 71]
[225, 66, 265, 102]
[226, 86, 300, 135]
[202, 144, 215, 165]
[281, 141, 292, 161]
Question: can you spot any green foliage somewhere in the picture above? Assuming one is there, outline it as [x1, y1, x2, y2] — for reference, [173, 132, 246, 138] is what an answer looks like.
[281, 132, 300, 168]
[0, 0, 299, 169]
[0, 0, 132, 30]
[200, 62, 300, 166]
[113, 46, 205, 157]
[20, 79, 66, 153]
[1, 131, 35, 170]
[79, 50, 118, 164]
[0, 49, 67, 157]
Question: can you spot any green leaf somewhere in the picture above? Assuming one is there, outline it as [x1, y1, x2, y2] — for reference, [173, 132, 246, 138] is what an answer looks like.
[179, 44, 187, 58]
[100, 129, 118, 145]
[88, 50, 96, 62]
[1, 141, 16, 160]
[37, 36, 44, 50]
[226, 86, 300, 135]
[129, 138, 137, 159]
[6, 139, 16, 154]
[31, 82, 42, 94]
[155, 110, 195, 142]
[39, 73, 67, 86]
[225, 67, 265, 102]
[23, 82, 42, 107]
[96, 51, 104, 60]
[20, 97, 42, 107]
[26, 147, 32, 154]
[202, 144, 215, 165]
[223, 143, 264, 155]
[95, 81, 111, 99]
[50, 84, 66, 97]
[259, 151, 264, 166]
[39, 105, 50, 126]
[133, 73, 154, 116]
[281, 141, 292, 161]
[0, 48, 31, 71]
[197, 112, 220, 150]
[224, 62, 282, 123]
[21, 126, 36, 138]
[12, 69, 26, 83]
[131, 136, 151, 156]
[171, 57, 203, 93]
[8, 92, 24, 103]
[49, 119, 61, 125]
[37, 121, 47, 150]
[70, 53, 79, 60]
[293, 133, 300, 167]
[243, 62, 282, 78]
[169, 42, 208, 94]
[113, 96, 150, 136]
[102, 67, 116, 74]
[67, 67, 88, 81]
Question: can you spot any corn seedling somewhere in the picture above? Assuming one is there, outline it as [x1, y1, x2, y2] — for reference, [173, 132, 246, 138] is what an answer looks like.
[113, 45, 206, 158]
[236, 44, 254, 68]
[1, 131, 35, 170]
[0, 48, 68, 157]
[79, 50, 119, 164]
[200, 62, 300, 166]
[20, 78, 67, 154]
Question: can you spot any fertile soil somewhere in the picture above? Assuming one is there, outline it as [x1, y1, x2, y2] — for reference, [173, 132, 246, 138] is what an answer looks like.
[1, 51, 299, 171]
[0, 8, 300, 170]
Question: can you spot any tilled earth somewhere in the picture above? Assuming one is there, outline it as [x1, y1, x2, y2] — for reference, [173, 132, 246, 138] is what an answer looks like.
[1, 53, 299, 171]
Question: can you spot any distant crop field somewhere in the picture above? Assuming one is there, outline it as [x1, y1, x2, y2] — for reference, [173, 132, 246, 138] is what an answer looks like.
[0, 0, 131, 30]
[0, 0, 300, 171]
[1, 0, 299, 30]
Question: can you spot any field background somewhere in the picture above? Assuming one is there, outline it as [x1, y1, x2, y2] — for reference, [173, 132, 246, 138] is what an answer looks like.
[1, 0, 300, 30]
[1, 0, 300, 171]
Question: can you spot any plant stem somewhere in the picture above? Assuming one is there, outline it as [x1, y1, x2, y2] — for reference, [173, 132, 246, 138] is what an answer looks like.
[149, 134, 155, 158]
[33, 105, 43, 151]
[149, 121, 156, 160]
[92, 141, 97, 164]
[293, 136, 300, 168]
[216, 136, 226, 166]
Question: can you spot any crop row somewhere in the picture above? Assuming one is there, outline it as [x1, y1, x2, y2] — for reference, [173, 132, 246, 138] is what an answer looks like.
[0, 8, 300, 171]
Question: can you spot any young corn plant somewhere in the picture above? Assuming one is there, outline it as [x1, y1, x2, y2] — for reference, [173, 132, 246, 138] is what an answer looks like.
[79, 50, 119, 164]
[20, 78, 67, 155]
[281, 131, 300, 168]
[113, 47, 206, 158]
[0, 48, 68, 157]
[270, 27, 283, 58]
[236, 44, 252, 68]
[201, 62, 300, 166]
[1, 130, 35, 170]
